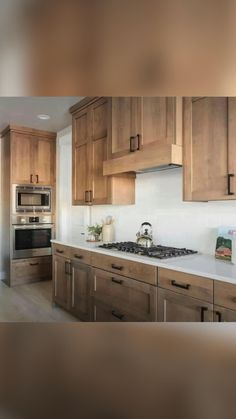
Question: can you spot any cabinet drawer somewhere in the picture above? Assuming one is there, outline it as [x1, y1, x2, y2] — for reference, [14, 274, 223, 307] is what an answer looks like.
[70, 247, 91, 265]
[214, 281, 236, 311]
[11, 256, 52, 286]
[158, 268, 213, 303]
[91, 268, 157, 321]
[91, 253, 157, 285]
[91, 298, 154, 322]
[53, 243, 71, 258]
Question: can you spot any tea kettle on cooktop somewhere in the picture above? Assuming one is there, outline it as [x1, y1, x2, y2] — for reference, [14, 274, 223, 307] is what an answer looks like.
[136, 222, 153, 248]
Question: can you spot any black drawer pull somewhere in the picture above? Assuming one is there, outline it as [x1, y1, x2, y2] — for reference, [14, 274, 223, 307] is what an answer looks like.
[111, 264, 123, 271]
[30, 262, 39, 266]
[74, 254, 83, 259]
[56, 249, 64, 254]
[171, 280, 190, 290]
[112, 310, 124, 321]
[215, 311, 222, 322]
[111, 277, 123, 285]
[227, 173, 235, 195]
[201, 307, 208, 322]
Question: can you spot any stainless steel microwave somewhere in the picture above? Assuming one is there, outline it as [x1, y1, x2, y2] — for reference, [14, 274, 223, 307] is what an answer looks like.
[12, 185, 52, 213]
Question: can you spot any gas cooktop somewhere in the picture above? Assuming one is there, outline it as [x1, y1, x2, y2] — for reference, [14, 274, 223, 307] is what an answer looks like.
[99, 242, 198, 259]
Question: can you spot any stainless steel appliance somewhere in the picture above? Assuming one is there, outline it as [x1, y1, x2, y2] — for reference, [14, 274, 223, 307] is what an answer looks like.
[136, 222, 153, 248]
[99, 242, 197, 259]
[12, 185, 52, 213]
[11, 215, 55, 259]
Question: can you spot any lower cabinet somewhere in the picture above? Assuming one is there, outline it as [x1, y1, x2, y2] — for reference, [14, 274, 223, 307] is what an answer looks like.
[53, 254, 91, 321]
[70, 260, 91, 321]
[158, 288, 213, 322]
[53, 255, 71, 311]
[91, 268, 157, 322]
[213, 305, 236, 322]
[10, 256, 52, 287]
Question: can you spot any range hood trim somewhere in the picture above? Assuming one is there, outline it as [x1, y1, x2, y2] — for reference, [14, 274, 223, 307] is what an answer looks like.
[103, 143, 182, 176]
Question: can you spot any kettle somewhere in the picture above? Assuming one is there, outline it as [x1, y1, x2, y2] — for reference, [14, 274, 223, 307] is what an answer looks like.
[136, 222, 153, 248]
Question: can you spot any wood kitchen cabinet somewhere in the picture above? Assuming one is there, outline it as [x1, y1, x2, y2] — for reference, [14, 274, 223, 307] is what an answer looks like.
[110, 97, 180, 158]
[2, 125, 56, 186]
[91, 268, 157, 322]
[70, 260, 91, 321]
[158, 288, 213, 322]
[213, 306, 236, 322]
[53, 255, 71, 311]
[70, 97, 135, 206]
[183, 97, 236, 201]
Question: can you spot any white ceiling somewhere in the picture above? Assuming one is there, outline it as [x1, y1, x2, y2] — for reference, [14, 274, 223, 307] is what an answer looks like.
[0, 97, 83, 133]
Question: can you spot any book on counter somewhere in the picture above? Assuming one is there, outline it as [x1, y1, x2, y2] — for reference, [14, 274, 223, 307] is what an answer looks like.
[215, 226, 236, 263]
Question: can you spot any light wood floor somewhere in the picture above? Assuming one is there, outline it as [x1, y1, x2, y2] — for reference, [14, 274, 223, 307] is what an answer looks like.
[0, 280, 78, 322]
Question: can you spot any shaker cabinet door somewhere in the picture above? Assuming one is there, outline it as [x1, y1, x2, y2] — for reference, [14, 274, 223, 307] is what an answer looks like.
[183, 97, 236, 201]
[11, 133, 34, 184]
[34, 137, 56, 185]
[70, 261, 91, 321]
[158, 288, 213, 322]
[53, 255, 71, 310]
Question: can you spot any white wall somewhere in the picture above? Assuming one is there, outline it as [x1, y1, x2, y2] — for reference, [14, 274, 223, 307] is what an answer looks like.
[58, 127, 236, 255]
[56, 126, 89, 241]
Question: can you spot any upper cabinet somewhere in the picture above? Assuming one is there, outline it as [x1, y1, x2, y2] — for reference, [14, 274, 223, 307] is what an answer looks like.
[2, 125, 56, 186]
[70, 97, 135, 206]
[104, 97, 183, 176]
[183, 97, 236, 201]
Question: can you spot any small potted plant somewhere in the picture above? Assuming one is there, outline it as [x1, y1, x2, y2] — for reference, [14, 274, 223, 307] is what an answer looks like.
[87, 223, 103, 242]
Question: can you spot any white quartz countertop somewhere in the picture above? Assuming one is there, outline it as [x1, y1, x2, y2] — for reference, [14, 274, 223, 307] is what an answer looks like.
[51, 238, 236, 285]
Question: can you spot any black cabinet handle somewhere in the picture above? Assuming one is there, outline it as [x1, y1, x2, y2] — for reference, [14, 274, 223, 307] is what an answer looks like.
[215, 311, 222, 322]
[56, 249, 64, 254]
[85, 191, 89, 203]
[227, 173, 235, 195]
[89, 190, 93, 203]
[130, 136, 136, 152]
[74, 254, 83, 259]
[30, 174, 33, 183]
[171, 280, 190, 290]
[130, 134, 141, 152]
[36, 175, 39, 183]
[111, 263, 123, 271]
[112, 310, 124, 321]
[201, 307, 208, 322]
[111, 277, 123, 285]
[30, 262, 39, 266]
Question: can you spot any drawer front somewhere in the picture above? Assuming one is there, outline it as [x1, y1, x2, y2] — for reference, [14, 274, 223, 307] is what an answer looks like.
[70, 247, 91, 265]
[52, 243, 71, 258]
[214, 281, 236, 311]
[91, 253, 157, 285]
[91, 268, 157, 321]
[91, 298, 154, 322]
[158, 268, 213, 303]
[11, 256, 52, 286]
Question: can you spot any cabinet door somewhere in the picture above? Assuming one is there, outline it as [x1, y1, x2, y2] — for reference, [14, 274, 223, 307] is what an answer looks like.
[71, 261, 91, 321]
[91, 268, 157, 321]
[11, 133, 34, 184]
[110, 97, 137, 158]
[214, 305, 236, 322]
[137, 97, 176, 150]
[53, 255, 71, 310]
[34, 137, 56, 185]
[158, 288, 213, 322]
[184, 97, 236, 201]
[72, 142, 91, 205]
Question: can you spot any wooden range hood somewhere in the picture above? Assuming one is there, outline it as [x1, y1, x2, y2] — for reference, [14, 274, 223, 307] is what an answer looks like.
[103, 97, 183, 176]
[103, 141, 182, 176]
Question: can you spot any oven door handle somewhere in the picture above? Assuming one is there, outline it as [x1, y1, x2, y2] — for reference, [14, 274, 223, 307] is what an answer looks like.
[13, 224, 54, 230]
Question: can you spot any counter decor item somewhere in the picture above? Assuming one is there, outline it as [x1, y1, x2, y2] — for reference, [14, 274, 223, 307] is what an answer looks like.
[215, 226, 236, 263]
[102, 216, 115, 243]
[136, 222, 153, 248]
[86, 224, 103, 242]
